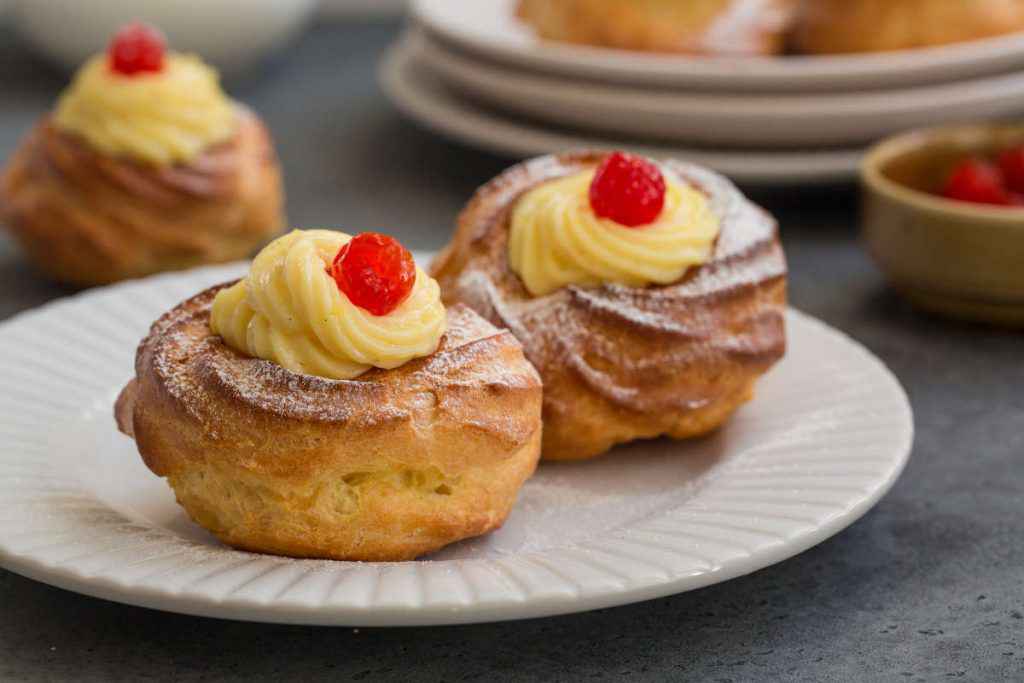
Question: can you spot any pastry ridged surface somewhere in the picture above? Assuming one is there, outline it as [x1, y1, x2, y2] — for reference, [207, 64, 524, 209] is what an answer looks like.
[516, 0, 797, 55]
[0, 108, 283, 286]
[792, 0, 1024, 54]
[115, 287, 542, 561]
[431, 151, 787, 461]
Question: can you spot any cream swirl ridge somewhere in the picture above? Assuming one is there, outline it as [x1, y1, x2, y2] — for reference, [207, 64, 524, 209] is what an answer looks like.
[54, 53, 236, 166]
[508, 167, 721, 296]
[210, 230, 446, 380]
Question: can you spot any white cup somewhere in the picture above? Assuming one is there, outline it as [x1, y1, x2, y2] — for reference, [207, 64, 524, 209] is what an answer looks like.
[12, 0, 319, 76]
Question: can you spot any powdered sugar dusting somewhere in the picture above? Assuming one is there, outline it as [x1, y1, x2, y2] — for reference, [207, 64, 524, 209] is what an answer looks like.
[130, 285, 540, 446]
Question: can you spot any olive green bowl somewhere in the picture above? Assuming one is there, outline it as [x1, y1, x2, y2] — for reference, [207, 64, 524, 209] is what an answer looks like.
[861, 124, 1024, 327]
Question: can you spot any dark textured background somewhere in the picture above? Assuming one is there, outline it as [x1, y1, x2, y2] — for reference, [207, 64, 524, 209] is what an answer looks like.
[1, 20, 1022, 682]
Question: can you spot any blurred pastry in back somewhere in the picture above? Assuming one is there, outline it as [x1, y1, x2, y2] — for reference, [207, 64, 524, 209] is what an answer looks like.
[792, 0, 1024, 55]
[516, 0, 797, 56]
[0, 22, 284, 287]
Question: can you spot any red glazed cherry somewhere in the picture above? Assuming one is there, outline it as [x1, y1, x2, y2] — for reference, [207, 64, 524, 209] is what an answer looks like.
[998, 146, 1024, 194]
[941, 159, 1013, 206]
[589, 151, 666, 227]
[331, 233, 416, 316]
[108, 22, 166, 75]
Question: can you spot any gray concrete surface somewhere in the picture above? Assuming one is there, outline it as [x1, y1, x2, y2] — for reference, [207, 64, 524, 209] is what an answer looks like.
[0, 20, 1021, 682]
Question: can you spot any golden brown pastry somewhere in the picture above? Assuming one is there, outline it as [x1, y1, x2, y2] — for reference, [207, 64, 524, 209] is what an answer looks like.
[0, 23, 283, 286]
[516, 0, 797, 56]
[792, 0, 1024, 54]
[116, 230, 542, 561]
[2, 112, 281, 286]
[431, 151, 787, 461]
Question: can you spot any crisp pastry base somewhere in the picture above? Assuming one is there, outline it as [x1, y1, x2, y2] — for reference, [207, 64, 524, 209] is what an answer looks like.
[115, 288, 543, 561]
[431, 151, 787, 461]
[516, 0, 797, 56]
[792, 0, 1024, 54]
[1, 108, 284, 287]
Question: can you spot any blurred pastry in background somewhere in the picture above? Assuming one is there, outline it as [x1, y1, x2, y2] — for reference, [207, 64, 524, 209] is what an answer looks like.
[792, 0, 1024, 54]
[0, 22, 284, 287]
[431, 150, 787, 461]
[516, 0, 797, 56]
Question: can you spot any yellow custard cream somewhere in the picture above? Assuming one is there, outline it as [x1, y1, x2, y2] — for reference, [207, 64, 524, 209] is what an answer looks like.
[53, 54, 236, 166]
[508, 168, 721, 297]
[210, 230, 446, 380]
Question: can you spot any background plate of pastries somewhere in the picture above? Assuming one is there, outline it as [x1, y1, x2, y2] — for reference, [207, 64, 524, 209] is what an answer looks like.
[394, 0, 1024, 184]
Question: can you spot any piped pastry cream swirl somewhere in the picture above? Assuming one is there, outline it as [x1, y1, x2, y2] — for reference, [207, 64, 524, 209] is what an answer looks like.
[508, 167, 721, 296]
[210, 230, 446, 380]
[53, 53, 236, 166]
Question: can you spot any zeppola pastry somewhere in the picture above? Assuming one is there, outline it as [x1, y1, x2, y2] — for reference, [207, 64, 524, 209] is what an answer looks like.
[516, 0, 798, 56]
[431, 151, 787, 461]
[116, 230, 543, 561]
[1, 22, 284, 286]
[791, 0, 1024, 54]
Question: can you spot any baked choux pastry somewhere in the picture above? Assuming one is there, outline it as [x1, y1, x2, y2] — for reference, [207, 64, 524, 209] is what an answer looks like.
[431, 151, 787, 461]
[791, 0, 1024, 54]
[115, 230, 543, 561]
[516, 0, 797, 56]
[1, 22, 284, 286]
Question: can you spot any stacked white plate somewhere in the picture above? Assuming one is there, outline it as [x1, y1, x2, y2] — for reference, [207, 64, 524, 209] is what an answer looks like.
[382, 0, 1024, 185]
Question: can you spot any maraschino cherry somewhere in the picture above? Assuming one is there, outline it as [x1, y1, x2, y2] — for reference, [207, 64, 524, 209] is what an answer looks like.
[942, 159, 1016, 206]
[589, 151, 666, 227]
[108, 22, 166, 76]
[331, 233, 416, 316]
[997, 145, 1024, 195]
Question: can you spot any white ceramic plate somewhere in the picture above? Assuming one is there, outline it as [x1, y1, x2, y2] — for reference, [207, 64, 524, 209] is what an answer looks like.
[412, 0, 1024, 93]
[0, 258, 912, 626]
[413, 30, 1024, 149]
[380, 37, 863, 186]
